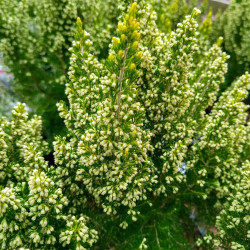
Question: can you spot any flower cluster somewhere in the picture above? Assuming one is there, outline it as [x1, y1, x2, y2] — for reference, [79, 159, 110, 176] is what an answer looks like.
[141, 9, 201, 183]
[186, 73, 250, 200]
[0, 103, 97, 248]
[211, 0, 250, 85]
[197, 159, 250, 250]
[0, 187, 28, 249]
[149, 0, 209, 34]
[55, 1, 249, 246]
[213, 160, 250, 249]
[137, 6, 229, 198]
[213, 0, 250, 68]
[0, 0, 121, 135]
[55, 2, 158, 225]
[0, 103, 48, 185]
[59, 215, 98, 249]
[27, 169, 69, 247]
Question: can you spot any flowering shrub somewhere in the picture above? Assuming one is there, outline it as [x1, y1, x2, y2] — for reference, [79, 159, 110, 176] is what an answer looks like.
[0, 103, 98, 249]
[211, 0, 250, 88]
[0, 0, 210, 136]
[0, 0, 121, 136]
[149, 0, 209, 33]
[0, 1, 249, 249]
[198, 159, 250, 250]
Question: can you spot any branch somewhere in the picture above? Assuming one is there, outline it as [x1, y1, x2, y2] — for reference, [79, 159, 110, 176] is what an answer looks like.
[116, 48, 128, 122]
[154, 220, 161, 248]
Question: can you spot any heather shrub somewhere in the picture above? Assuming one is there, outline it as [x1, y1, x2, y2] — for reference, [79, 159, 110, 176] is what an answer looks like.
[0, 1, 249, 249]
[211, 0, 250, 90]
[0, 0, 121, 137]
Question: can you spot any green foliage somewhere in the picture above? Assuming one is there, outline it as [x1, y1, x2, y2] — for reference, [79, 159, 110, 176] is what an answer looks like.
[0, 103, 98, 249]
[0, 0, 121, 138]
[0, 1, 249, 249]
[110, 200, 190, 250]
[0, 103, 48, 185]
[187, 73, 250, 200]
[55, 1, 158, 224]
[211, 0, 250, 88]
[213, 160, 249, 250]
[0, 0, 210, 138]
[198, 160, 250, 250]
[0, 56, 17, 118]
[0, 83, 17, 119]
[54, 1, 249, 248]
[149, 0, 208, 34]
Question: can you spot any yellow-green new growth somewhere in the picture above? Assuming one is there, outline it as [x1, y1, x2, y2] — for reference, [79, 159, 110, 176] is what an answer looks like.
[55, 2, 158, 226]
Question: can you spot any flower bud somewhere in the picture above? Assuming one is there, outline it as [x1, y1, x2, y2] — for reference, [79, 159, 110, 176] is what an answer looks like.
[132, 41, 138, 51]
[129, 2, 137, 16]
[132, 31, 141, 41]
[129, 63, 136, 70]
[124, 149, 129, 156]
[118, 50, 123, 59]
[112, 37, 120, 48]
[108, 54, 114, 61]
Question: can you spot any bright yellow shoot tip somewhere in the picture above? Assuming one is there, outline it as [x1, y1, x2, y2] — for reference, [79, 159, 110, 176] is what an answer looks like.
[124, 149, 129, 156]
